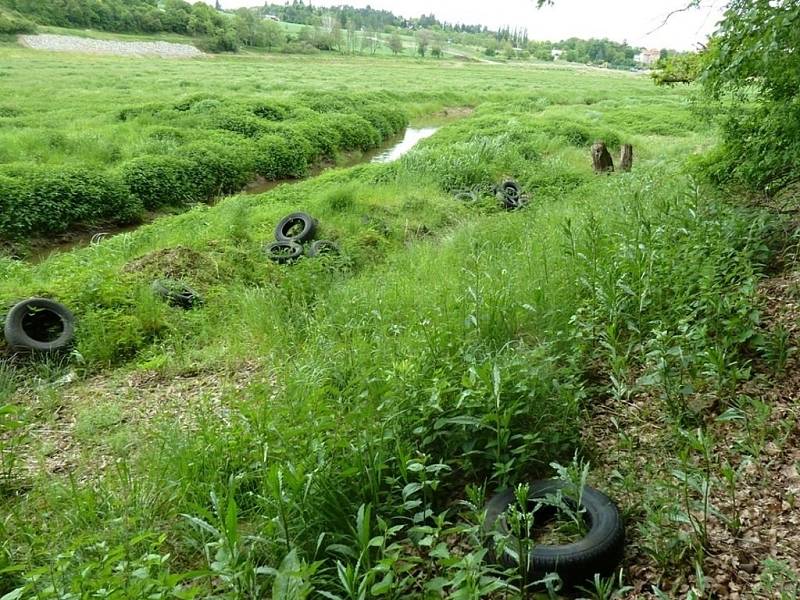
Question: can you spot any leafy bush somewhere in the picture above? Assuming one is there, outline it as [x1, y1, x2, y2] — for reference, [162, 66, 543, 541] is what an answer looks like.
[252, 134, 309, 179]
[173, 94, 221, 112]
[146, 126, 186, 143]
[250, 100, 291, 121]
[697, 98, 800, 192]
[117, 102, 166, 122]
[288, 119, 341, 160]
[0, 175, 29, 238]
[181, 138, 256, 199]
[211, 109, 268, 138]
[0, 9, 36, 34]
[120, 155, 193, 210]
[354, 106, 395, 140]
[0, 167, 141, 238]
[327, 113, 381, 151]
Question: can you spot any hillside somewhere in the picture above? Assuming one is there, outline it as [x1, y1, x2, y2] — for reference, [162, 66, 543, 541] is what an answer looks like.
[1, 34, 799, 598]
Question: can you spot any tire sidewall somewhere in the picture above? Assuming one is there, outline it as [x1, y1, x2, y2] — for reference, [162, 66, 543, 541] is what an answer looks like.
[275, 212, 317, 243]
[484, 480, 624, 583]
[266, 241, 304, 263]
[308, 240, 339, 258]
[3, 298, 75, 353]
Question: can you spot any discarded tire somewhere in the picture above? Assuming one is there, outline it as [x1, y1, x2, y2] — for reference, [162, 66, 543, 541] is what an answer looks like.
[484, 480, 624, 585]
[265, 240, 304, 264]
[453, 189, 479, 203]
[498, 179, 521, 201]
[307, 240, 340, 258]
[275, 212, 317, 243]
[3, 298, 75, 353]
[495, 179, 529, 210]
[503, 195, 529, 211]
[151, 280, 202, 309]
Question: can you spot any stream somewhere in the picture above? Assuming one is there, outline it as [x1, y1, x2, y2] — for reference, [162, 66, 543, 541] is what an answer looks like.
[25, 126, 439, 264]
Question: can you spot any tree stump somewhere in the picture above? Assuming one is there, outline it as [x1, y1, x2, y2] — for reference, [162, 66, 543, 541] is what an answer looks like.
[619, 144, 633, 172]
[591, 141, 614, 174]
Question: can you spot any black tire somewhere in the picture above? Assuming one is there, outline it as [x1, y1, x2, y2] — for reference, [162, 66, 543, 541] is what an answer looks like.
[275, 212, 317, 243]
[307, 240, 340, 258]
[3, 298, 75, 353]
[503, 194, 530, 211]
[151, 280, 202, 309]
[499, 179, 521, 201]
[265, 240, 304, 264]
[484, 480, 624, 585]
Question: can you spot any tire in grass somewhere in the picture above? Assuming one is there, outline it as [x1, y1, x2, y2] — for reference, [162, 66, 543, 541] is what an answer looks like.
[498, 179, 521, 201]
[151, 280, 202, 310]
[453, 189, 479, 203]
[483, 480, 624, 586]
[275, 212, 317, 243]
[504, 195, 530, 211]
[307, 240, 340, 258]
[265, 240, 304, 264]
[3, 298, 75, 353]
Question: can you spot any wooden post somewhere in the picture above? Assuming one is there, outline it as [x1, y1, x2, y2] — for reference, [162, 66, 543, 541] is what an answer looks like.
[619, 144, 633, 172]
[591, 141, 614, 174]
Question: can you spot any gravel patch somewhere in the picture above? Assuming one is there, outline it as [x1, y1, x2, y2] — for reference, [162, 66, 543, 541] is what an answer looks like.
[19, 34, 204, 58]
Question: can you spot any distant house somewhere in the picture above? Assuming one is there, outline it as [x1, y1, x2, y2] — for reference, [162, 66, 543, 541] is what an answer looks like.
[263, 15, 280, 22]
[635, 49, 661, 66]
[551, 48, 563, 60]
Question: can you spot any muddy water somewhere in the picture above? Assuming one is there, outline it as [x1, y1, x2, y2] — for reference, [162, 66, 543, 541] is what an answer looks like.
[23, 126, 441, 263]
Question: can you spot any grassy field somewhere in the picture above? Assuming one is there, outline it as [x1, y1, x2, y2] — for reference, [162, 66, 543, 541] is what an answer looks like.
[1, 44, 797, 599]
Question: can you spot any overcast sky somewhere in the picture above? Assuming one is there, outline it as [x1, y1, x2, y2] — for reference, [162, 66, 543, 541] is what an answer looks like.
[205, 0, 727, 50]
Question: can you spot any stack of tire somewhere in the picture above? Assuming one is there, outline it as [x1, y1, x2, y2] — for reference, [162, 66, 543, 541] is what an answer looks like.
[494, 179, 528, 210]
[264, 212, 338, 263]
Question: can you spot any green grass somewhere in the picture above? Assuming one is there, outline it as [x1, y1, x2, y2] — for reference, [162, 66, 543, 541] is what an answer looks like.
[0, 47, 787, 598]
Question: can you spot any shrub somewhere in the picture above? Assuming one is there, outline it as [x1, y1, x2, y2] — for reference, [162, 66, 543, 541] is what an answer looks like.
[328, 113, 381, 151]
[699, 99, 800, 193]
[147, 127, 186, 144]
[354, 106, 395, 140]
[211, 109, 268, 138]
[0, 168, 141, 238]
[189, 99, 223, 114]
[0, 175, 31, 238]
[250, 101, 291, 121]
[118, 102, 166, 122]
[121, 155, 194, 210]
[181, 139, 256, 199]
[0, 9, 36, 34]
[173, 94, 221, 112]
[253, 134, 309, 179]
[383, 106, 409, 134]
[289, 118, 341, 160]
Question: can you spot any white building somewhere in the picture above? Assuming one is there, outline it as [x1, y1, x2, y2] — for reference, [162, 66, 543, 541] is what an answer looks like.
[551, 49, 563, 60]
[635, 49, 661, 66]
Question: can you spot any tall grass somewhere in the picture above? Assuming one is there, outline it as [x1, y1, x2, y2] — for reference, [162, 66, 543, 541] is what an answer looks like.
[0, 50, 779, 597]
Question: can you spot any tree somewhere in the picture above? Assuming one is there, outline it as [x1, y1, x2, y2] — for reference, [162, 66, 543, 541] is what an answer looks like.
[416, 29, 431, 57]
[262, 19, 283, 51]
[388, 31, 404, 55]
[652, 52, 703, 85]
[431, 44, 442, 58]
